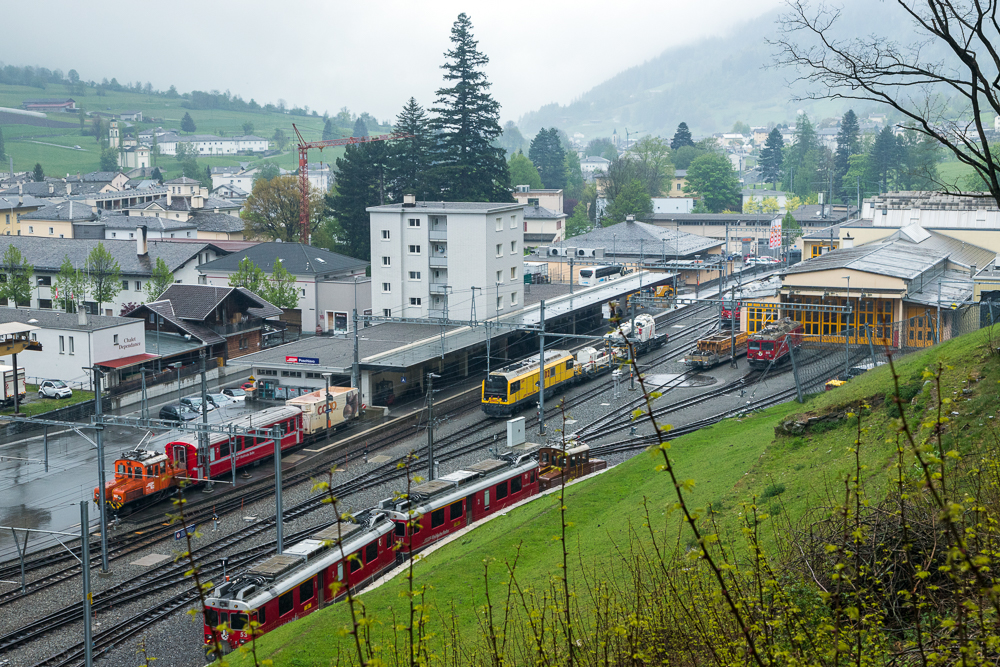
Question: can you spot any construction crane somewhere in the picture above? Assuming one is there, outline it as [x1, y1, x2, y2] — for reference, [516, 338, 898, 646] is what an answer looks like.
[292, 124, 411, 246]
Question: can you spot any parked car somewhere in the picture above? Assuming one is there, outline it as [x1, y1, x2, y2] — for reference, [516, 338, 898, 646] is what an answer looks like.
[180, 396, 217, 412]
[209, 393, 234, 407]
[159, 404, 200, 423]
[38, 379, 73, 399]
[222, 387, 247, 402]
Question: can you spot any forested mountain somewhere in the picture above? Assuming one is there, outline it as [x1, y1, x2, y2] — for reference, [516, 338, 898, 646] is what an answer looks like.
[519, 0, 907, 139]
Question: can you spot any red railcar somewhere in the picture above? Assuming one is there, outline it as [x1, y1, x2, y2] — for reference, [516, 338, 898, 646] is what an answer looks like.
[722, 298, 741, 329]
[163, 406, 303, 483]
[747, 318, 802, 369]
[203, 513, 396, 650]
[381, 456, 539, 554]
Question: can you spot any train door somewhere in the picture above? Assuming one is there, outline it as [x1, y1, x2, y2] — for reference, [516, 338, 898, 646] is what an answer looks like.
[173, 446, 188, 475]
[484, 489, 491, 512]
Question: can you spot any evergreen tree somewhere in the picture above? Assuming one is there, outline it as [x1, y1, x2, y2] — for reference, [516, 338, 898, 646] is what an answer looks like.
[181, 112, 196, 133]
[32, 163, 44, 182]
[759, 128, 785, 189]
[352, 117, 369, 138]
[497, 120, 526, 157]
[871, 125, 901, 192]
[322, 118, 335, 141]
[783, 114, 819, 197]
[684, 152, 741, 212]
[508, 151, 543, 189]
[151, 166, 163, 183]
[565, 199, 591, 237]
[388, 97, 434, 201]
[670, 122, 695, 150]
[897, 130, 941, 191]
[328, 140, 391, 260]
[833, 110, 861, 201]
[430, 13, 511, 202]
[528, 128, 567, 190]
[0, 246, 33, 308]
[242, 121, 255, 136]
[564, 150, 585, 200]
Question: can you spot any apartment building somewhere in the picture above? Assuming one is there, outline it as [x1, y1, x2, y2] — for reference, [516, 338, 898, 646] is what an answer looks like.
[367, 198, 525, 321]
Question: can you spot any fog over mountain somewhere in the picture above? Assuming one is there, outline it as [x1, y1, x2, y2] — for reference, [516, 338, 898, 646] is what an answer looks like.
[519, 0, 918, 140]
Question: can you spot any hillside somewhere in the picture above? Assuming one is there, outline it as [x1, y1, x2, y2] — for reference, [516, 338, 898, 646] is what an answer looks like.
[227, 325, 1000, 665]
[519, 0, 920, 140]
[0, 83, 389, 180]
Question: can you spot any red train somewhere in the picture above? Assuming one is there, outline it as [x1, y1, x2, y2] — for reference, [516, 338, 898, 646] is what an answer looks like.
[747, 318, 802, 369]
[202, 455, 539, 650]
[722, 298, 741, 329]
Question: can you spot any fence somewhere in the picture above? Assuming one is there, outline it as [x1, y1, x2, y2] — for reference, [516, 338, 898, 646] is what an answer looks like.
[105, 357, 223, 398]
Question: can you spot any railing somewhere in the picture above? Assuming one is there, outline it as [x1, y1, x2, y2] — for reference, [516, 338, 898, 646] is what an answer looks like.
[208, 319, 264, 336]
[428, 229, 447, 241]
[106, 357, 222, 397]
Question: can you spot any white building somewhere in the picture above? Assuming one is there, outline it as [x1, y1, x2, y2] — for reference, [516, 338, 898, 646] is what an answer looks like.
[580, 155, 611, 175]
[154, 133, 269, 157]
[367, 199, 525, 321]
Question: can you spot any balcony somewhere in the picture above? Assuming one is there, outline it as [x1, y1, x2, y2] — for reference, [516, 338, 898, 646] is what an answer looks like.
[428, 229, 447, 241]
[208, 319, 264, 336]
[429, 255, 448, 268]
[429, 283, 449, 294]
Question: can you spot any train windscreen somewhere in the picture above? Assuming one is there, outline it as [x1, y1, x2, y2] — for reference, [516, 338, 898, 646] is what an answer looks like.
[484, 376, 508, 399]
[749, 341, 760, 350]
[761, 342, 774, 351]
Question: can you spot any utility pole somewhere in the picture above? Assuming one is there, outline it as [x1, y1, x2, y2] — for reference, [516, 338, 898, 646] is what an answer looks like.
[12, 351, 19, 415]
[629, 298, 637, 391]
[538, 300, 546, 437]
[90, 365, 109, 574]
[81, 501, 93, 667]
[730, 282, 738, 368]
[324, 373, 332, 431]
[426, 372, 439, 478]
[140, 367, 148, 421]
[843, 276, 851, 377]
[569, 255, 574, 294]
[273, 426, 283, 554]
[936, 278, 942, 345]
[200, 352, 211, 491]
[351, 309, 360, 392]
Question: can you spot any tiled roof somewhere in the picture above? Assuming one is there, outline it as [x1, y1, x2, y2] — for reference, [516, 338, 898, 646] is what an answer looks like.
[164, 177, 201, 185]
[192, 211, 244, 233]
[104, 215, 195, 231]
[0, 307, 133, 332]
[20, 201, 97, 222]
[547, 219, 720, 257]
[0, 237, 221, 276]
[0, 195, 47, 210]
[198, 242, 368, 276]
[523, 205, 567, 220]
[131, 300, 224, 345]
[155, 284, 282, 321]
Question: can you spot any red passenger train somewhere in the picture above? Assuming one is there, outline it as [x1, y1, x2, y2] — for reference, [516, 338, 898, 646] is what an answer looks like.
[203, 455, 540, 650]
[747, 318, 802, 369]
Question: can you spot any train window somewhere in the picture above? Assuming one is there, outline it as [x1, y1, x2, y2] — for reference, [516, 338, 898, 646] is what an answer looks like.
[235, 438, 244, 452]
[117, 463, 125, 475]
[231, 613, 248, 631]
[395, 522, 406, 537]
[749, 340, 760, 350]
[350, 552, 362, 572]
[300, 578, 315, 602]
[761, 342, 774, 351]
[511, 476, 522, 493]
[510, 380, 520, 393]
[496, 481, 508, 500]
[366, 541, 378, 563]
[566, 359, 574, 370]
[205, 608, 218, 627]
[431, 508, 445, 528]
[256, 606, 266, 625]
[386, 534, 393, 549]
[530, 470, 536, 483]
[449, 501, 463, 520]
[337, 562, 344, 581]
[278, 591, 294, 616]
[219, 611, 229, 627]
[220, 440, 230, 457]
[541, 452, 549, 466]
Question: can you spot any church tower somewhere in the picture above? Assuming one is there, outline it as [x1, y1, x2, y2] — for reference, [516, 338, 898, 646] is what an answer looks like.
[109, 120, 120, 149]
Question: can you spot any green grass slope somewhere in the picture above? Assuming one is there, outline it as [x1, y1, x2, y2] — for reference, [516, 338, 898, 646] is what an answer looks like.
[227, 325, 1000, 665]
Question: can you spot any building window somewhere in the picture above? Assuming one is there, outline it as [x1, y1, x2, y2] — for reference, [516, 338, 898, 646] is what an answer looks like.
[135, 281, 141, 291]
[239, 337, 248, 350]
[300, 288, 306, 296]
[383, 308, 392, 317]
[510, 214, 517, 229]
[68, 337, 75, 355]
[495, 217, 502, 231]
[39, 298, 52, 309]
[408, 244, 421, 254]
[121, 280, 129, 290]
[49, 227, 54, 235]
[510, 266, 517, 280]
[511, 292, 518, 306]
[408, 271, 421, 280]
[37, 276, 51, 286]
[409, 297, 422, 306]
[556, 220, 562, 230]
[382, 256, 391, 266]
[112, 232, 117, 238]
[496, 270, 503, 283]
[408, 218, 420, 227]
[113, 334, 119, 345]
[28, 226, 33, 234]
[497, 295, 503, 310]
[381, 229, 390, 239]
[382, 282, 391, 292]
[523, 220, 527, 232]
[510, 241, 517, 254]
[496, 244, 502, 257]
[59, 336, 64, 353]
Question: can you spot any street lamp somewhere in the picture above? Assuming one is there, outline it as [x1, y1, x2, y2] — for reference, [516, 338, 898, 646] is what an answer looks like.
[842, 276, 851, 376]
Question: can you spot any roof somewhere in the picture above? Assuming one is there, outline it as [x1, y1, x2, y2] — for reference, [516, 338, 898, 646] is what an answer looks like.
[0, 195, 47, 210]
[0, 307, 137, 332]
[191, 211, 245, 233]
[155, 284, 282, 321]
[866, 191, 1000, 212]
[81, 171, 121, 182]
[524, 233, 558, 243]
[581, 156, 611, 163]
[785, 241, 947, 280]
[546, 219, 721, 258]
[651, 212, 779, 224]
[367, 201, 524, 214]
[0, 182, 61, 197]
[20, 201, 97, 222]
[164, 177, 201, 185]
[97, 352, 160, 369]
[791, 205, 857, 226]
[151, 239, 260, 252]
[0, 237, 223, 275]
[674, 170, 687, 177]
[523, 205, 567, 220]
[104, 215, 194, 231]
[742, 189, 785, 197]
[23, 98, 74, 105]
[130, 300, 224, 345]
[198, 242, 368, 276]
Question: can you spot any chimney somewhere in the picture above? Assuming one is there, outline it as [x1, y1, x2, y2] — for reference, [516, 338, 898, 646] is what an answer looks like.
[48, 182, 54, 195]
[66, 180, 71, 195]
[841, 233, 854, 249]
[167, 190, 172, 207]
[17, 183, 22, 196]
[78, 305, 88, 326]
[403, 194, 416, 207]
[137, 224, 148, 256]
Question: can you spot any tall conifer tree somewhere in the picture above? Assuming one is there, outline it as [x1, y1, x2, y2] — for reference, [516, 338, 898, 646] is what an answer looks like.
[759, 128, 785, 189]
[834, 110, 861, 201]
[388, 97, 434, 201]
[528, 128, 567, 190]
[670, 122, 695, 150]
[430, 13, 511, 202]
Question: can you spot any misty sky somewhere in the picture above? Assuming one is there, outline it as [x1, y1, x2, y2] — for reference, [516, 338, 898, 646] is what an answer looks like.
[5, 0, 782, 126]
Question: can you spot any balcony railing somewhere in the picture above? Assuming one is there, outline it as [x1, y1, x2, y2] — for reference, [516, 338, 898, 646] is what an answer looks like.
[208, 319, 264, 336]
[429, 256, 448, 267]
[428, 229, 447, 241]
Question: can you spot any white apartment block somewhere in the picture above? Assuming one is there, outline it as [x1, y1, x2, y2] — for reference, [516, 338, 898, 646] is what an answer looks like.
[154, 133, 269, 156]
[367, 199, 525, 321]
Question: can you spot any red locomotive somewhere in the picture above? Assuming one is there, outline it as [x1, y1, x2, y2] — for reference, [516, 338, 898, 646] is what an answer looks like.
[747, 318, 802, 369]
[722, 298, 741, 329]
[203, 455, 541, 649]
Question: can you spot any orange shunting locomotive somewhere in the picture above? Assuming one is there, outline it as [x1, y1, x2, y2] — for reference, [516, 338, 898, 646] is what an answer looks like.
[96, 448, 178, 510]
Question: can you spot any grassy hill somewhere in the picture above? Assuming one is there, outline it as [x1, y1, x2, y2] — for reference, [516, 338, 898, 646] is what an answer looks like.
[0, 83, 389, 180]
[225, 324, 1000, 665]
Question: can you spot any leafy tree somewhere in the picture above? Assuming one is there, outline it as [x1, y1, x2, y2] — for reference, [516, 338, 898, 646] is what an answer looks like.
[604, 179, 653, 224]
[352, 117, 369, 138]
[53, 255, 87, 312]
[585, 137, 616, 159]
[242, 174, 320, 242]
[32, 163, 44, 182]
[227, 256, 266, 294]
[0, 246, 33, 307]
[629, 135, 674, 197]
[144, 257, 174, 301]
[272, 128, 288, 151]
[528, 128, 567, 190]
[254, 163, 281, 184]
[565, 199, 592, 237]
[0, 127, 5, 160]
[99, 146, 119, 171]
[743, 198, 762, 214]
[670, 122, 695, 150]
[262, 259, 298, 308]
[429, 13, 511, 202]
[731, 121, 751, 135]
[328, 140, 391, 260]
[241, 121, 254, 136]
[388, 97, 435, 201]
[322, 118, 335, 141]
[497, 120, 526, 157]
[833, 110, 860, 201]
[760, 196, 780, 214]
[563, 150, 585, 200]
[67, 69, 79, 85]
[684, 153, 741, 212]
[86, 243, 122, 314]
[508, 151, 543, 189]
[897, 129, 941, 191]
[166, 85, 179, 98]
[181, 112, 196, 133]
[759, 128, 784, 189]
[311, 216, 349, 255]
[119, 302, 139, 316]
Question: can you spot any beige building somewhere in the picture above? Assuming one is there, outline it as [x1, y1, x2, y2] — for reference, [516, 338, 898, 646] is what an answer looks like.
[513, 187, 563, 212]
[0, 192, 46, 236]
[20, 200, 97, 238]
